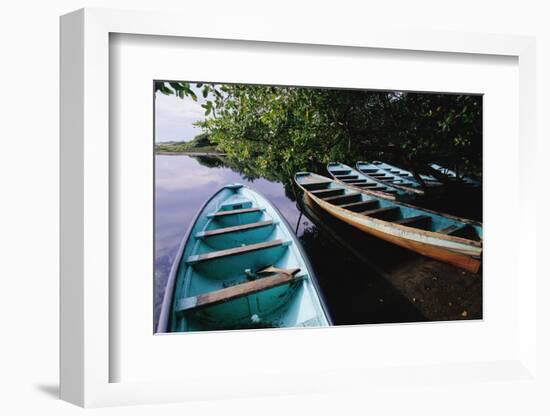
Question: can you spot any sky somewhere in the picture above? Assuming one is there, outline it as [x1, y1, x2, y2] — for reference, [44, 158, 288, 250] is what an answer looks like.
[154, 83, 207, 143]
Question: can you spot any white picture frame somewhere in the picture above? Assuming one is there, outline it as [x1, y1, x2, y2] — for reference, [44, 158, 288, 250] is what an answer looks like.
[60, 7, 538, 408]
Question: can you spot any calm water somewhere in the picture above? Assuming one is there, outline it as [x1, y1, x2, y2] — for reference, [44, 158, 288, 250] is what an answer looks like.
[154, 154, 481, 330]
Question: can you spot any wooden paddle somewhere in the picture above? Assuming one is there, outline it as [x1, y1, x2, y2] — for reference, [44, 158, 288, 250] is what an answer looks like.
[257, 266, 301, 276]
[244, 266, 301, 280]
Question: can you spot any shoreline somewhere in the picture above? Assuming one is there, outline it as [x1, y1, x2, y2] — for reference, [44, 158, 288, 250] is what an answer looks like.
[155, 151, 226, 157]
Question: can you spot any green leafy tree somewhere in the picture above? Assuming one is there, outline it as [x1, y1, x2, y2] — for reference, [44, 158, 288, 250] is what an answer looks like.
[158, 82, 482, 193]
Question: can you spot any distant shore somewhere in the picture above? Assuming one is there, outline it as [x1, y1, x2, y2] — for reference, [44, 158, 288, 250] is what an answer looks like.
[155, 151, 226, 157]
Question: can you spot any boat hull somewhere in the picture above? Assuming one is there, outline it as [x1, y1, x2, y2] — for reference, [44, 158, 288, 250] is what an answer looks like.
[295, 173, 482, 273]
[309, 194, 481, 273]
[158, 184, 331, 333]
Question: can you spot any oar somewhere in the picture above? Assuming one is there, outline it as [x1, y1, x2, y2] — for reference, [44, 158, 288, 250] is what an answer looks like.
[244, 266, 301, 280]
[257, 266, 301, 276]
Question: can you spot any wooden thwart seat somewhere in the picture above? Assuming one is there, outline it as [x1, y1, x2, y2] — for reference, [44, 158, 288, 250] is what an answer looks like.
[362, 206, 400, 219]
[339, 199, 379, 212]
[331, 169, 351, 175]
[394, 215, 432, 228]
[438, 224, 480, 241]
[342, 179, 368, 184]
[439, 224, 464, 235]
[186, 239, 288, 264]
[208, 207, 263, 218]
[323, 192, 361, 205]
[196, 220, 274, 238]
[335, 174, 358, 180]
[311, 188, 345, 198]
[175, 271, 303, 313]
[302, 181, 333, 191]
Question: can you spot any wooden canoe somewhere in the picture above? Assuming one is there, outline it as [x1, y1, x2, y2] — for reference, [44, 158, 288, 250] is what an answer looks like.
[294, 172, 482, 273]
[327, 162, 417, 202]
[157, 184, 331, 333]
[429, 163, 481, 188]
[355, 161, 427, 195]
[368, 160, 444, 188]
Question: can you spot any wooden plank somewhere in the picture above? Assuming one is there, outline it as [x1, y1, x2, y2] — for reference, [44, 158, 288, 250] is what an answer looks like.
[196, 220, 274, 238]
[361, 206, 400, 219]
[310, 188, 345, 198]
[208, 207, 262, 218]
[338, 199, 379, 212]
[335, 174, 358, 180]
[438, 224, 480, 241]
[341, 179, 367, 183]
[438, 224, 463, 235]
[186, 239, 287, 263]
[302, 181, 333, 191]
[322, 192, 361, 205]
[330, 169, 351, 175]
[176, 272, 302, 313]
[394, 215, 432, 228]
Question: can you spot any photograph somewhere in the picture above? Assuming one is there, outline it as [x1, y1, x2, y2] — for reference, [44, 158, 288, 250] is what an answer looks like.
[154, 81, 483, 333]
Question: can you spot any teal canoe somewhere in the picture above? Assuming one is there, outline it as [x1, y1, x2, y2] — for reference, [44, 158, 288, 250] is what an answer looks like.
[295, 172, 482, 273]
[429, 163, 481, 188]
[369, 160, 444, 188]
[355, 161, 427, 195]
[157, 184, 331, 333]
[327, 162, 417, 202]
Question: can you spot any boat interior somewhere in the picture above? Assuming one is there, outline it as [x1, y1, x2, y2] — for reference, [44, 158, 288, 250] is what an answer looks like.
[356, 161, 424, 189]
[430, 163, 481, 187]
[327, 162, 414, 200]
[296, 173, 482, 241]
[371, 160, 443, 186]
[171, 185, 327, 332]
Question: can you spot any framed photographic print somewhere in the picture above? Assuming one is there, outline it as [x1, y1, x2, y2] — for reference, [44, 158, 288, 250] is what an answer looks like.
[153, 81, 483, 335]
[60, 7, 538, 408]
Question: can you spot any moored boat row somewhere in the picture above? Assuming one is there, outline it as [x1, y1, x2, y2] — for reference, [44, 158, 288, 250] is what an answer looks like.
[327, 162, 417, 202]
[370, 160, 444, 188]
[355, 161, 427, 195]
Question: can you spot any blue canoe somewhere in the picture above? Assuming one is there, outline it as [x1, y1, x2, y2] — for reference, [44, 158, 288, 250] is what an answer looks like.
[157, 184, 331, 333]
[355, 161, 427, 195]
[327, 162, 417, 202]
[429, 163, 481, 188]
[369, 160, 444, 188]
